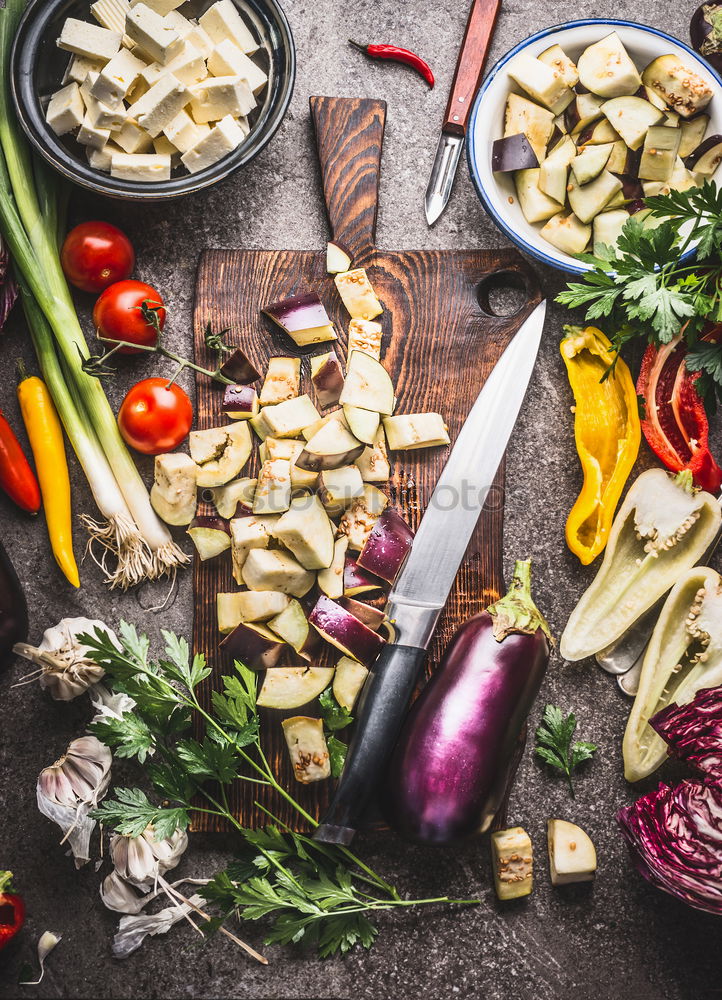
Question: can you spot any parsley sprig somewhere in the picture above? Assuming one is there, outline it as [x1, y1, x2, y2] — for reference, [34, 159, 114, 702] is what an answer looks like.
[534, 704, 597, 799]
[556, 181, 722, 407]
[82, 623, 474, 958]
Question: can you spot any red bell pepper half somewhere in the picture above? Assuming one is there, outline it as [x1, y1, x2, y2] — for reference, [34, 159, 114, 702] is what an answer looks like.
[637, 335, 722, 493]
[0, 871, 25, 951]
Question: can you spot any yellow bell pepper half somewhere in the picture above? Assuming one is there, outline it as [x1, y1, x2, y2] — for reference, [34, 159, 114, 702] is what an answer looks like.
[560, 326, 641, 566]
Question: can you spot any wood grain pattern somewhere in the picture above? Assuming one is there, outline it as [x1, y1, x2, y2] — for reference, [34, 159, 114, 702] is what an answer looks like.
[191, 97, 540, 833]
[442, 0, 502, 134]
[311, 96, 385, 264]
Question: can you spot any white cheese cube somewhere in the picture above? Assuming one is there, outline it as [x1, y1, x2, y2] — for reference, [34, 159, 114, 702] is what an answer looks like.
[127, 73, 191, 138]
[164, 41, 208, 86]
[199, 1, 258, 55]
[180, 114, 245, 173]
[79, 71, 100, 106]
[138, 62, 165, 88]
[163, 109, 210, 152]
[111, 151, 172, 181]
[164, 11, 194, 36]
[189, 75, 255, 124]
[91, 48, 147, 104]
[184, 23, 214, 59]
[86, 96, 126, 130]
[112, 119, 153, 153]
[129, 0, 185, 13]
[153, 135, 178, 156]
[45, 83, 85, 135]
[62, 54, 104, 86]
[77, 114, 111, 150]
[207, 39, 268, 94]
[87, 141, 123, 171]
[90, 0, 131, 34]
[126, 78, 149, 104]
[126, 4, 183, 64]
[57, 19, 121, 62]
[237, 115, 250, 136]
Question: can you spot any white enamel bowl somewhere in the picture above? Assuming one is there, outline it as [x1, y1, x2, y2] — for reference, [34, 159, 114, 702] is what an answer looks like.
[467, 19, 722, 273]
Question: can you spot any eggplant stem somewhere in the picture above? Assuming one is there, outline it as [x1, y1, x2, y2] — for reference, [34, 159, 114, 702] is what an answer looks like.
[487, 559, 553, 643]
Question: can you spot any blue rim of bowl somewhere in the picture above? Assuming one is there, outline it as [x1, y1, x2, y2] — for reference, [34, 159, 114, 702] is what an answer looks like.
[10, 0, 296, 201]
[467, 18, 722, 274]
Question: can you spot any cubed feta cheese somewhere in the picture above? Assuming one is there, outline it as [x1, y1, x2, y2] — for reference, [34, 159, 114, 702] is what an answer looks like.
[86, 96, 126, 130]
[138, 62, 165, 89]
[111, 151, 172, 181]
[112, 119, 153, 153]
[189, 76, 255, 124]
[57, 18, 121, 62]
[127, 73, 191, 138]
[126, 4, 183, 64]
[180, 114, 245, 173]
[91, 48, 147, 104]
[199, 0, 258, 56]
[45, 82, 85, 135]
[164, 41, 208, 86]
[153, 135, 178, 156]
[184, 23, 214, 59]
[77, 114, 111, 150]
[62, 54, 104, 86]
[163, 10, 191, 34]
[90, 0, 130, 35]
[129, 0, 185, 14]
[87, 141, 123, 171]
[163, 109, 210, 153]
[207, 39, 268, 94]
[79, 71, 100, 106]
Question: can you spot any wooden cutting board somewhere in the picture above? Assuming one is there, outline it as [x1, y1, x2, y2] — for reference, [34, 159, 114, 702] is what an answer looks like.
[191, 96, 541, 832]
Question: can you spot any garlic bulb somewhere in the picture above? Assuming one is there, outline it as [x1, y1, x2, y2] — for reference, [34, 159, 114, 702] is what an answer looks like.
[37, 736, 112, 867]
[100, 871, 149, 915]
[14, 618, 115, 700]
[110, 826, 188, 887]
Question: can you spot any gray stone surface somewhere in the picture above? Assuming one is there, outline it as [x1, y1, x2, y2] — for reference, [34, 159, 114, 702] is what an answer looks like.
[1, 1, 721, 998]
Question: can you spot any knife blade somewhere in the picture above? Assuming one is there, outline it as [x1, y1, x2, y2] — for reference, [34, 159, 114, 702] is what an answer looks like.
[314, 299, 546, 845]
[425, 0, 502, 225]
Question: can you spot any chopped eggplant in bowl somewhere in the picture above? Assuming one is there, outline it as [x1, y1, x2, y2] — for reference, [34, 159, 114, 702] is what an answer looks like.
[468, 19, 722, 273]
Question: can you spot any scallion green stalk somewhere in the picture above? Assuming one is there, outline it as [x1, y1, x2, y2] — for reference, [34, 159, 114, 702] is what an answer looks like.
[0, 0, 188, 584]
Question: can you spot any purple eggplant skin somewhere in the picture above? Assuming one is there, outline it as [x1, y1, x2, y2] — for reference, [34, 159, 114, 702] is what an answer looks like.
[382, 560, 551, 846]
[0, 538, 27, 668]
[691, 4, 722, 73]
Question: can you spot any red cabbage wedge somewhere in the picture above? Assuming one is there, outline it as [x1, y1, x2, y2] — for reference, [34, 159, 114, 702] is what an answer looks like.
[382, 560, 551, 845]
[652, 684, 722, 778]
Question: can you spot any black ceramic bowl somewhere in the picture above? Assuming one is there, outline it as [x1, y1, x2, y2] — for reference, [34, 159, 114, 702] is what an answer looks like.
[11, 0, 295, 200]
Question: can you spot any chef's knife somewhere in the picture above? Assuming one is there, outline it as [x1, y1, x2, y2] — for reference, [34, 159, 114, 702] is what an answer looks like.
[314, 299, 546, 846]
[425, 0, 502, 225]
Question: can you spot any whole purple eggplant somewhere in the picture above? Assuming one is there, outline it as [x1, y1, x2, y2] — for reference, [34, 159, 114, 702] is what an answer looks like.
[382, 560, 551, 846]
[0, 537, 27, 668]
[691, 4, 722, 72]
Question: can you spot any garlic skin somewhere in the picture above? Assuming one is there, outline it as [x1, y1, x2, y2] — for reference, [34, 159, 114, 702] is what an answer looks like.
[112, 894, 205, 959]
[100, 871, 149, 914]
[14, 617, 115, 700]
[110, 826, 188, 887]
[37, 736, 112, 867]
[89, 683, 136, 724]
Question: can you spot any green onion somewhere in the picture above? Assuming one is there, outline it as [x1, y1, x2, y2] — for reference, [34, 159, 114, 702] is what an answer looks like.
[0, 0, 188, 586]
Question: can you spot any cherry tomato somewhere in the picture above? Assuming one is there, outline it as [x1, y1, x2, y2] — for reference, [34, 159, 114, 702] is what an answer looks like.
[93, 280, 166, 355]
[61, 221, 135, 293]
[117, 378, 193, 455]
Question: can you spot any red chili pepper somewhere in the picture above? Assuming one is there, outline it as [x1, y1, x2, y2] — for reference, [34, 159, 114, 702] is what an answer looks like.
[0, 408, 41, 514]
[637, 334, 722, 493]
[0, 872, 25, 951]
[349, 40, 434, 88]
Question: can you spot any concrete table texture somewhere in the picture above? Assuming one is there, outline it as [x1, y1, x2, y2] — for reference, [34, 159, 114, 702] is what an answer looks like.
[1, 1, 720, 998]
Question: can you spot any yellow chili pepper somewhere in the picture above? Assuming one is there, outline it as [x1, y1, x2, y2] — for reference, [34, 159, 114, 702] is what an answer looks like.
[560, 325, 641, 566]
[17, 364, 80, 588]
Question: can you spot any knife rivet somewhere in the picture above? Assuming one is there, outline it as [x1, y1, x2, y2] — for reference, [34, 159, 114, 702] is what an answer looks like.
[458, 96, 464, 102]
[453, 114, 459, 121]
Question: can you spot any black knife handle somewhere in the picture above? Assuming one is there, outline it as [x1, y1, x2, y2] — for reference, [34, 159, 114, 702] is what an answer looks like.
[314, 643, 427, 846]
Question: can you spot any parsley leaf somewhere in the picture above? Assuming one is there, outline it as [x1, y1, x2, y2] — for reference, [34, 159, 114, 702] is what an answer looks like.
[318, 688, 352, 732]
[326, 736, 347, 779]
[92, 787, 189, 839]
[89, 712, 155, 763]
[534, 704, 597, 798]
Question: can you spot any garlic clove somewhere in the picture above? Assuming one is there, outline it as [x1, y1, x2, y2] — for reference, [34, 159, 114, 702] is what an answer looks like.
[100, 871, 149, 914]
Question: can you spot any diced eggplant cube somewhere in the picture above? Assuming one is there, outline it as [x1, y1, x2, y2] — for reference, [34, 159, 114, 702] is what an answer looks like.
[504, 93, 555, 161]
[539, 213, 592, 256]
[514, 168, 562, 224]
[507, 53, 574, 115]
[491, 133, 538, 173]
[642, 54, 713, 118]
[577, 32, 642, 98]
[638, 125, 681, 182]
[538, 44, 579, 88]
[281, 717, 331, 783]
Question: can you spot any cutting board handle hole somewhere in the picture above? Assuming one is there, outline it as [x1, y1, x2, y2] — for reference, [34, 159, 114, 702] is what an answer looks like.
[476, 270, 531, 318]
